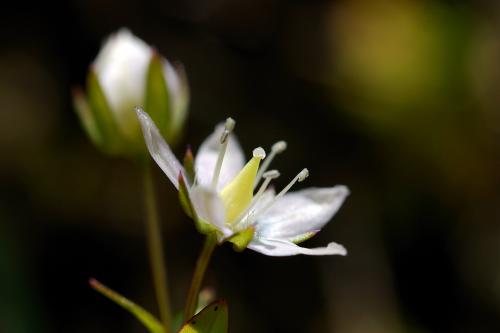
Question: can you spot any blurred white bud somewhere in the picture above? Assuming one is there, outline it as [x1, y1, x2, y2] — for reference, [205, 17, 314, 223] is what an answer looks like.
[93, 29, 152, 139]
[73, 28, 189, 156]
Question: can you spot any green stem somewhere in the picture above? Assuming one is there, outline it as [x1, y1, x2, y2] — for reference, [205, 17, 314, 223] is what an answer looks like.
[142, 161, 172, 333]
[184, 234, 217, 320]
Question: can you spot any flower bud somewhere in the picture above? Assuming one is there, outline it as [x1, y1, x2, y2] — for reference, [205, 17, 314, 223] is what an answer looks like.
[73, 28, 189, 156]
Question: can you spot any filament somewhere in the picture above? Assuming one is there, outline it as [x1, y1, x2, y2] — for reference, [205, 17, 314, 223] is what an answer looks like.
[254, 140, 287, 189]
[211, 118, 235, 189]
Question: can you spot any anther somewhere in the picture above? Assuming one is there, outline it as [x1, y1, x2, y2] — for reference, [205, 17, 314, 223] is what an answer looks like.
[220, 118, 235, 144]
[271, 140, 287, 153]
[263, 170, 280, 179]
[298, 168, 309, 182]
[255, 169, 280, 198]
[254, 140, 288, 189]
[225, 117, 236, 131]
[212, 118, 236, 189]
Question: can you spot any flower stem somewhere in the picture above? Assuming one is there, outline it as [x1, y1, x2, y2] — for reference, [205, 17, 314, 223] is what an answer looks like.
[142, 161, 172, 333]
[184, 234, 217, 320]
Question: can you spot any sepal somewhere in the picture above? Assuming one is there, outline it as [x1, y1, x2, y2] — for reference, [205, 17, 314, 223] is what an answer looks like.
[183, 147, 196, 184]
[86, 69, 124, 155]
[195, 218, 219, 235]
[290, 230, 319, 244]
[227, 226, 255, 252]
[178, 172, 195, 218]
[145, 52, 172, 143]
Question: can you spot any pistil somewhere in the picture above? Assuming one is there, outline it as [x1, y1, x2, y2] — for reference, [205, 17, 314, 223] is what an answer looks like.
[220, 147, 265, 224]
[233, 169, 280, 230]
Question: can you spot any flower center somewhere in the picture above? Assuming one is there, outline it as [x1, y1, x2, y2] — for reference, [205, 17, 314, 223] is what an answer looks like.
[209, 123, 307, 232]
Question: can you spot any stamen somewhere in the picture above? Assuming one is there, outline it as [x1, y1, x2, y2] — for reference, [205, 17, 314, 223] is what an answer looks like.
[255, 170, 280, 199]
[256, 168, 309, 217]
[297, 168, 309, 182]
[254, 140, 287, 189]
[263, 169, 280, 179]
[211, 118, 235, 189]
[219, 118, 235, 144]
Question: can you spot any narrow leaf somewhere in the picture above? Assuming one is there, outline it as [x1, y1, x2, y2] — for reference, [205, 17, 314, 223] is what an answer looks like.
[178, 300, 228, 333]
[89, 278, 164, 333]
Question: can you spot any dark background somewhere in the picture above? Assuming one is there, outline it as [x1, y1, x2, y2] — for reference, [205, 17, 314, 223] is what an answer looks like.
[1, 0, 500, 332]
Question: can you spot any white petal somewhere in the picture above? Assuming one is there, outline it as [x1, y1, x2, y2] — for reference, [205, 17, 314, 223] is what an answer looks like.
[248, 238, 347, 256]
[194, 124, 245, 190]
[255, 186, 349, 241]
[190, 186, 232, 237]
[236, 188, 275, 229]
[94, 29, 152, 138]
[136, 109, 184, 188]
[252, 188, 276, 212]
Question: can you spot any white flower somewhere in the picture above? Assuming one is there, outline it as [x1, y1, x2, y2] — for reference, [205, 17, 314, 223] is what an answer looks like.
[75, 28, 189, 155]
[136, 109, 349, 256]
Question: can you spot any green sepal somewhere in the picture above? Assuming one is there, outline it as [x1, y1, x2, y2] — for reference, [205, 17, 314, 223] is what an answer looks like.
[89, 278, 164, 333]
[178, 174, 217, 235]
[227, 226, 255, 252]
[86, 69, 123, 155]
[72, 87, 103, 148]
[145, 52, 172, 143]
[177, 300, 228, 333]
[290, 230, 319, 244]
[183, 147, 196, 184]
[178, 172, 195, 218]
[195, 218, 219, 236]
